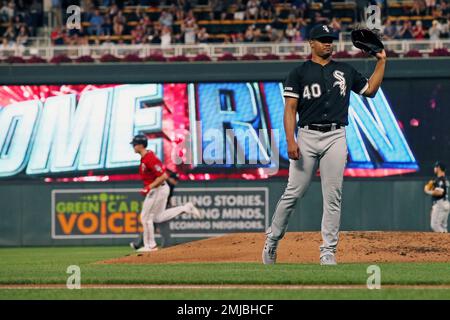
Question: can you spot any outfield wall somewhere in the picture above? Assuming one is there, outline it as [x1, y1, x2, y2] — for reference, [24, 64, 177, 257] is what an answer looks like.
[0, 179, 433, 246]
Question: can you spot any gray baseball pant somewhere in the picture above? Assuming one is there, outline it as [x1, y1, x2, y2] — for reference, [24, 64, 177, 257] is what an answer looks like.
[266, 127, 348, 257]
[431, 199, 450, 233]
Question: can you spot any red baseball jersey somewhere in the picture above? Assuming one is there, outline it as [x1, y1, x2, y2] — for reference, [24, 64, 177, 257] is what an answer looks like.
[139, 151, 165, 186]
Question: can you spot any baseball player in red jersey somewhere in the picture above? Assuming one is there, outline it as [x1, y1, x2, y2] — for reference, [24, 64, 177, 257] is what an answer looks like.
[131, 134, 201, 253]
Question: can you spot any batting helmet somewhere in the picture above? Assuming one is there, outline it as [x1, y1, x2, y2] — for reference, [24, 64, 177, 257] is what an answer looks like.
[130, 134, 148, 147]
[434, 161, 446, 172]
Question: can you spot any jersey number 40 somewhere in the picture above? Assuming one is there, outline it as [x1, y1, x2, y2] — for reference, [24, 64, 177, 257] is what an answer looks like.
[303, 84, 322, 100]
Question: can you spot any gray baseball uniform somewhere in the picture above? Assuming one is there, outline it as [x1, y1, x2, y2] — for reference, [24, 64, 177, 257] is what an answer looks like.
[265, 60, 369, 258]
[430, 176, 450, 233]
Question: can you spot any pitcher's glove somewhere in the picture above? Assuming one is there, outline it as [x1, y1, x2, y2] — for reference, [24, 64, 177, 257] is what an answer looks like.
[425, 180, 434, 191]
[351, 28, 384, 56]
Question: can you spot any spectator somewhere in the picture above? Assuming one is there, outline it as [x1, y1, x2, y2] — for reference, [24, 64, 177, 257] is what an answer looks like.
[113, 10, 126, 35]
[260, 0, 275, 20]
[292, 29, 303, 42]
[410, 0, 427, 16]
[399, 20, 414, 39]
[160, 25, 171, 47]
[295, 17, 307, 40]
[440, 18, 449, 38]
[234, 0, 246, 20]
[149, 28, 161, 44]
[51, 0, 62, 27]
[253, 27, 263, 42]
[210, 0, 226, 20]
[285, 23, 296, 41]
[244, 25, 254, 42]
[246, 0, 259, 20]
[1, 36, 12, 49]
[174, 6, 184, 21]
[265, 24, 279, 42]
[197, 27, 209, 43]
[232, 31, 244, 43]
[103, 14, 113, 35]
[89, 9, 104, 36]
[141, 14, 152, 28]
[292, 0, 309, 19]
[311, 11, 329, 26]
[382, 19, 396, 40]
[12, 15, 22, 36]
[394, 20, 403, 39]
[287, 7, 297, 21]
[0, 1, 11, 23]
[29, 0, 42, 37]
[428, 19, 442, 40]
[182, 19, 197, 44]
[68, 24, 88, 46]
[108, 3, 119, 19]
[223, 34, 231, 44]
[330, 17, 341, 38]
[426, 0, 436, 15]
[178, 0, 192, 13]
[159, 9, 173, 28]
[132, 6, 145, 22]
[441, 1, 450, 19]
[131, 24, 145, 44]
[184, 9, 196, 25]
[50, 25, 65, 45]
[2, 23, 15, 44]
[412, 20, 426, 39]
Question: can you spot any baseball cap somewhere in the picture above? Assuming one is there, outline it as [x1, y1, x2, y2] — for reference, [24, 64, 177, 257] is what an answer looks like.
[309, 24, 338, 40]
[434, 161, 446, 171]
[130, 134, 148, 147]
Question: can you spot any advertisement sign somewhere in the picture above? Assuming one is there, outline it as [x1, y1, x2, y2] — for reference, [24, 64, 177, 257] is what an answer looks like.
[51, 187, 269, 239]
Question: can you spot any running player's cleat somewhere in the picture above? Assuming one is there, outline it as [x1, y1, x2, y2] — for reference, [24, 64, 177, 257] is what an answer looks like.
[137, 246, 158, 253]
[320, 254, 337, 265]
[262, 240, 278, 265]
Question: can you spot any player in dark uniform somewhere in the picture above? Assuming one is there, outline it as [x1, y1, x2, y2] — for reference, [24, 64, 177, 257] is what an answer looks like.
[262, 24, 387, 265]
[424, 161, 450, 232]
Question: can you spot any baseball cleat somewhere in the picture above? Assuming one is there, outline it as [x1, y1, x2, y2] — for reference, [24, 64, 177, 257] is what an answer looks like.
[129, 242, 138, 250]
[262, 240, 278, 265]
[186, 202, 201, 218]
[136, 246, 158, 253]
[320, 254, 337, 266]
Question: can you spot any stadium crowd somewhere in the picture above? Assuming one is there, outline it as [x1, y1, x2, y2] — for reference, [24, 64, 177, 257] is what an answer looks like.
[0, 0, 449, 48]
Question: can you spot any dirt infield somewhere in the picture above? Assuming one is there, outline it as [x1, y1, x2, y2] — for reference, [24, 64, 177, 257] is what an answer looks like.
[102, 231, 450, 265]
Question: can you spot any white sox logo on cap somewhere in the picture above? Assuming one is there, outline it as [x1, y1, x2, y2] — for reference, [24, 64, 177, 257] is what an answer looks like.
[323, 25, 330, 33]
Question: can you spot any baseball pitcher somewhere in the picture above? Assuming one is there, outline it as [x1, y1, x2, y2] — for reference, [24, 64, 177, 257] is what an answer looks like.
[262, 24, 387, 265]
[131, 134, 201, 253]
[424, 161, 450, 233]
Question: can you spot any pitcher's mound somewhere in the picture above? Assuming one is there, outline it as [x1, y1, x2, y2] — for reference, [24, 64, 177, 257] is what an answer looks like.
[103, 231, 450, 264]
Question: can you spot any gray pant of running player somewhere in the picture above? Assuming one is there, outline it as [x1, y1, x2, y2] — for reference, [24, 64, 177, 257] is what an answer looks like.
[431, 199, 450, 233]
[266, 127, 348, 258]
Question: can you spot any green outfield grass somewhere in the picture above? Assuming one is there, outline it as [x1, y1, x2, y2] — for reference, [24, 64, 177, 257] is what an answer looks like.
[0, 247, 450, 299]
[1, 289, 450, 300]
